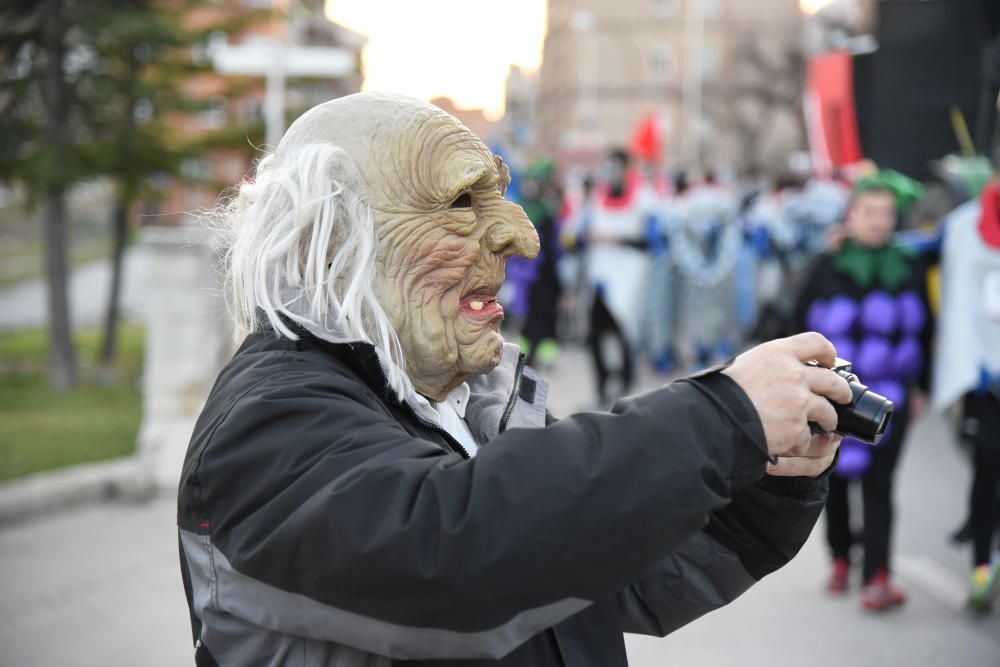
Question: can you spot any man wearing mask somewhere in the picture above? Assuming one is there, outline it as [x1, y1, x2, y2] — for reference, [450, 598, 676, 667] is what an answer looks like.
[178, 93, 853, 665]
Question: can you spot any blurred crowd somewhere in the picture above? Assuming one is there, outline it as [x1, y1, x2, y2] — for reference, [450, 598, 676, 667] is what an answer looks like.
[501, 148, 1000, 616]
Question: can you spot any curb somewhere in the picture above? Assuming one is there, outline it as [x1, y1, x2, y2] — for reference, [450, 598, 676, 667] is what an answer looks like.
[0, 456, 156, 527]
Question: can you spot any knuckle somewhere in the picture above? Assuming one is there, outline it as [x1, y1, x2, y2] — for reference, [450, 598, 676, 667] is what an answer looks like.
[839, 378, 853, 398]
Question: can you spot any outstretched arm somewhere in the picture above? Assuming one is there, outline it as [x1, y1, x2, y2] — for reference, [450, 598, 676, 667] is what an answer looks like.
[617, 467, 828, 637]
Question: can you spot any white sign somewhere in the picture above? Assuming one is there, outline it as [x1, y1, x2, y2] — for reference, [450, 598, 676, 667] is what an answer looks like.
[208, 39, 355, 78]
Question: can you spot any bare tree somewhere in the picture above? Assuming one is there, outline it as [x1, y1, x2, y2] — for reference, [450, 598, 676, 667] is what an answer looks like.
[723, 38, 808, 172]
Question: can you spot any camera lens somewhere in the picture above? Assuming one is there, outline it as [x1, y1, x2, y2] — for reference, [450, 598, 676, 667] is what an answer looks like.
[834, 380, 895, 445]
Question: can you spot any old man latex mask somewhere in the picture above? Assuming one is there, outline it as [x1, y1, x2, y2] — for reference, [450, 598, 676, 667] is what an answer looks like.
[226, 92, 540, 402]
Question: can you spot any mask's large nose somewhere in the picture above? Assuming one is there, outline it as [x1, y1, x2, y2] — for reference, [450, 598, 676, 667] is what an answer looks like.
[483, 200, 540, 260]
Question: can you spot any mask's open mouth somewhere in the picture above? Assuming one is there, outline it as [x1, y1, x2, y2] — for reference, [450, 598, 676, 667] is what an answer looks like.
[460, 292, 503, 320]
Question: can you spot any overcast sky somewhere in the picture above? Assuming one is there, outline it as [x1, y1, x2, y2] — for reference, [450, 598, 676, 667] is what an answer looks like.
[326, 0, 548, 119]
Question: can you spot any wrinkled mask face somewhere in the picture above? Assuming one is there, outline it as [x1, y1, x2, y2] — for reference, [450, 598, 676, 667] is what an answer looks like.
[367, 111, 539, 400]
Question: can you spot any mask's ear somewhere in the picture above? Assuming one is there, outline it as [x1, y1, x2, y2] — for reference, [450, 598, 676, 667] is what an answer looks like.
[494, 154, 511, 197]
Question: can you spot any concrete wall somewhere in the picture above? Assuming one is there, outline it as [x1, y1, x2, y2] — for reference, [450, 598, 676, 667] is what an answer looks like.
[136, 225, 235, 490]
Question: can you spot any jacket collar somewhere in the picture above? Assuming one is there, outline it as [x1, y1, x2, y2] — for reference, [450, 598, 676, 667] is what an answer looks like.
[280, 322, 550, 443]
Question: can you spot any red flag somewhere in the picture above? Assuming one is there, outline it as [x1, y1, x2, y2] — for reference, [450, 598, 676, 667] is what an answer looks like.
[805, 50, 863, 174]
[630, 112, 662, 163]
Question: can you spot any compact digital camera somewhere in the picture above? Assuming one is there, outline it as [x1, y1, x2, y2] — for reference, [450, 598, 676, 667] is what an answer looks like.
[809, 358, 894, 445]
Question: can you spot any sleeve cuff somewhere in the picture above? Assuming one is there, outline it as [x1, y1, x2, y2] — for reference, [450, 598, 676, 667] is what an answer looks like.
[683, 369, 769, 458]
[756, 444, 840, 498]
[686, 364, 841, 499]
[679, 368, 771, 489]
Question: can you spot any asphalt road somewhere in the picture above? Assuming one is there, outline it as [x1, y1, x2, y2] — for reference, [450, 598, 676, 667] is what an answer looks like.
[0, 249, 147, 331]
[1, 346, 997, 666]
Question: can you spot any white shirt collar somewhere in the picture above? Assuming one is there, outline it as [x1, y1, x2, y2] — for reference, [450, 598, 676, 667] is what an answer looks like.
[411, 382, 471, 420]
[441, 382, 471, 419]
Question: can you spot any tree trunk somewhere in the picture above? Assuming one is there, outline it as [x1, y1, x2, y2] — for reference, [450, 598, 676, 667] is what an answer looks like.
[44, 193, 76, 389]
[42, 0, 76, 389]
[99, 199, 128, 365]
[99, 53, 139, 368]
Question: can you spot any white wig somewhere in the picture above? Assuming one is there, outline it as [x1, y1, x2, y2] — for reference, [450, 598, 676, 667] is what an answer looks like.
[214, 142, 411, 399]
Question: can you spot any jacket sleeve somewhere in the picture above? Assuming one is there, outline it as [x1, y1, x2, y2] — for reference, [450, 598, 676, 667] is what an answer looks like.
[181, 366, 771, 661]
[615, 372, 829, 637]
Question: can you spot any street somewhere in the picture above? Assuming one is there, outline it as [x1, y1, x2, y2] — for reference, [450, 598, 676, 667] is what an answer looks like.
[0, 249, 148, 332]
[1, 346, 998, 666]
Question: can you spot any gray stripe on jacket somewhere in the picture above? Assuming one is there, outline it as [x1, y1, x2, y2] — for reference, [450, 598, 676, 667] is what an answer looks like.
[180, 529, 591, 662]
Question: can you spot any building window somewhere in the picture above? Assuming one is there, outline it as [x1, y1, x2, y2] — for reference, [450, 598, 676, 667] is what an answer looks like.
[650, 43, 676, 81]
[653, 0, 678, 17]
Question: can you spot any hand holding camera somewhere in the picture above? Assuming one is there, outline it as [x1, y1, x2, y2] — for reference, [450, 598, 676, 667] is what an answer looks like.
[722, 333, 855, 477]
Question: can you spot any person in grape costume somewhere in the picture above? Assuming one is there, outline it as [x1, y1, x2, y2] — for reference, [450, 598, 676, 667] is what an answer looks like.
[794, 175, 931, 611]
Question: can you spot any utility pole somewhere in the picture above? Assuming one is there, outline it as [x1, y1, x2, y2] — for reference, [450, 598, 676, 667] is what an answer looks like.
[571, 9, 599, 151]
[682, 0, 705, 170]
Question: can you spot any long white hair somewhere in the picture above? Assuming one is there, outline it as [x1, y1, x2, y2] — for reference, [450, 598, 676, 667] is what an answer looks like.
[213, 142, 411, 398]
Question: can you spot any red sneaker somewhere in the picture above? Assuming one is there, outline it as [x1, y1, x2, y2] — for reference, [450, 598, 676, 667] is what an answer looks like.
[860, 569, 906, 611]
[827, 557, 851, 595]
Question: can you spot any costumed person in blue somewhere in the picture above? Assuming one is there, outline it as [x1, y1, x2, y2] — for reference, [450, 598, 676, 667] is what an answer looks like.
[584, 148, 655, 406]
[558, 176, 596, 344]
[746, 170, 852, 342]
[516, 158, 563, 367]
[672, 170, 742, 367]
[794, 174, 931, 611]
[933, 173, 1000, 613]
[642, 171, 685, 374]
[745, 173, 807, 341]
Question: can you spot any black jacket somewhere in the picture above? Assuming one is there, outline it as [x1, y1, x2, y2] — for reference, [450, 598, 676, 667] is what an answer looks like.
[178, 329, 830, 666]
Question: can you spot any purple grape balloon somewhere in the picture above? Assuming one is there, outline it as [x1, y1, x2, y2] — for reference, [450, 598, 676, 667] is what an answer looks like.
[897, 291, 926, 335]
[860, 291, 897, 337]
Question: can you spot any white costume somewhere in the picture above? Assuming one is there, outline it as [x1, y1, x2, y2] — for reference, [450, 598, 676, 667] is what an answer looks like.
[932, 200, 1000, 411]
[585, 176, 655, 347]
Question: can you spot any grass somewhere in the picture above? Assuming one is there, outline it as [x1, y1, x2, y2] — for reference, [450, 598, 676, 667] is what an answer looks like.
[0, 326, 144, 483]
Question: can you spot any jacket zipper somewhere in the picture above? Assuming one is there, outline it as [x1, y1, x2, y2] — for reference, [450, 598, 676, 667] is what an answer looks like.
[498, 354, 526, 433]
[407, 406, 472, 460]
[396, 354, 526, 459]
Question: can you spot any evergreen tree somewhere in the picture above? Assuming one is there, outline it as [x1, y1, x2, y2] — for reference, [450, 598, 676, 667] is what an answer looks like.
[79, 1, 267, 366]
[0, 0, 268, 383]
[0, 0, 89, 389]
